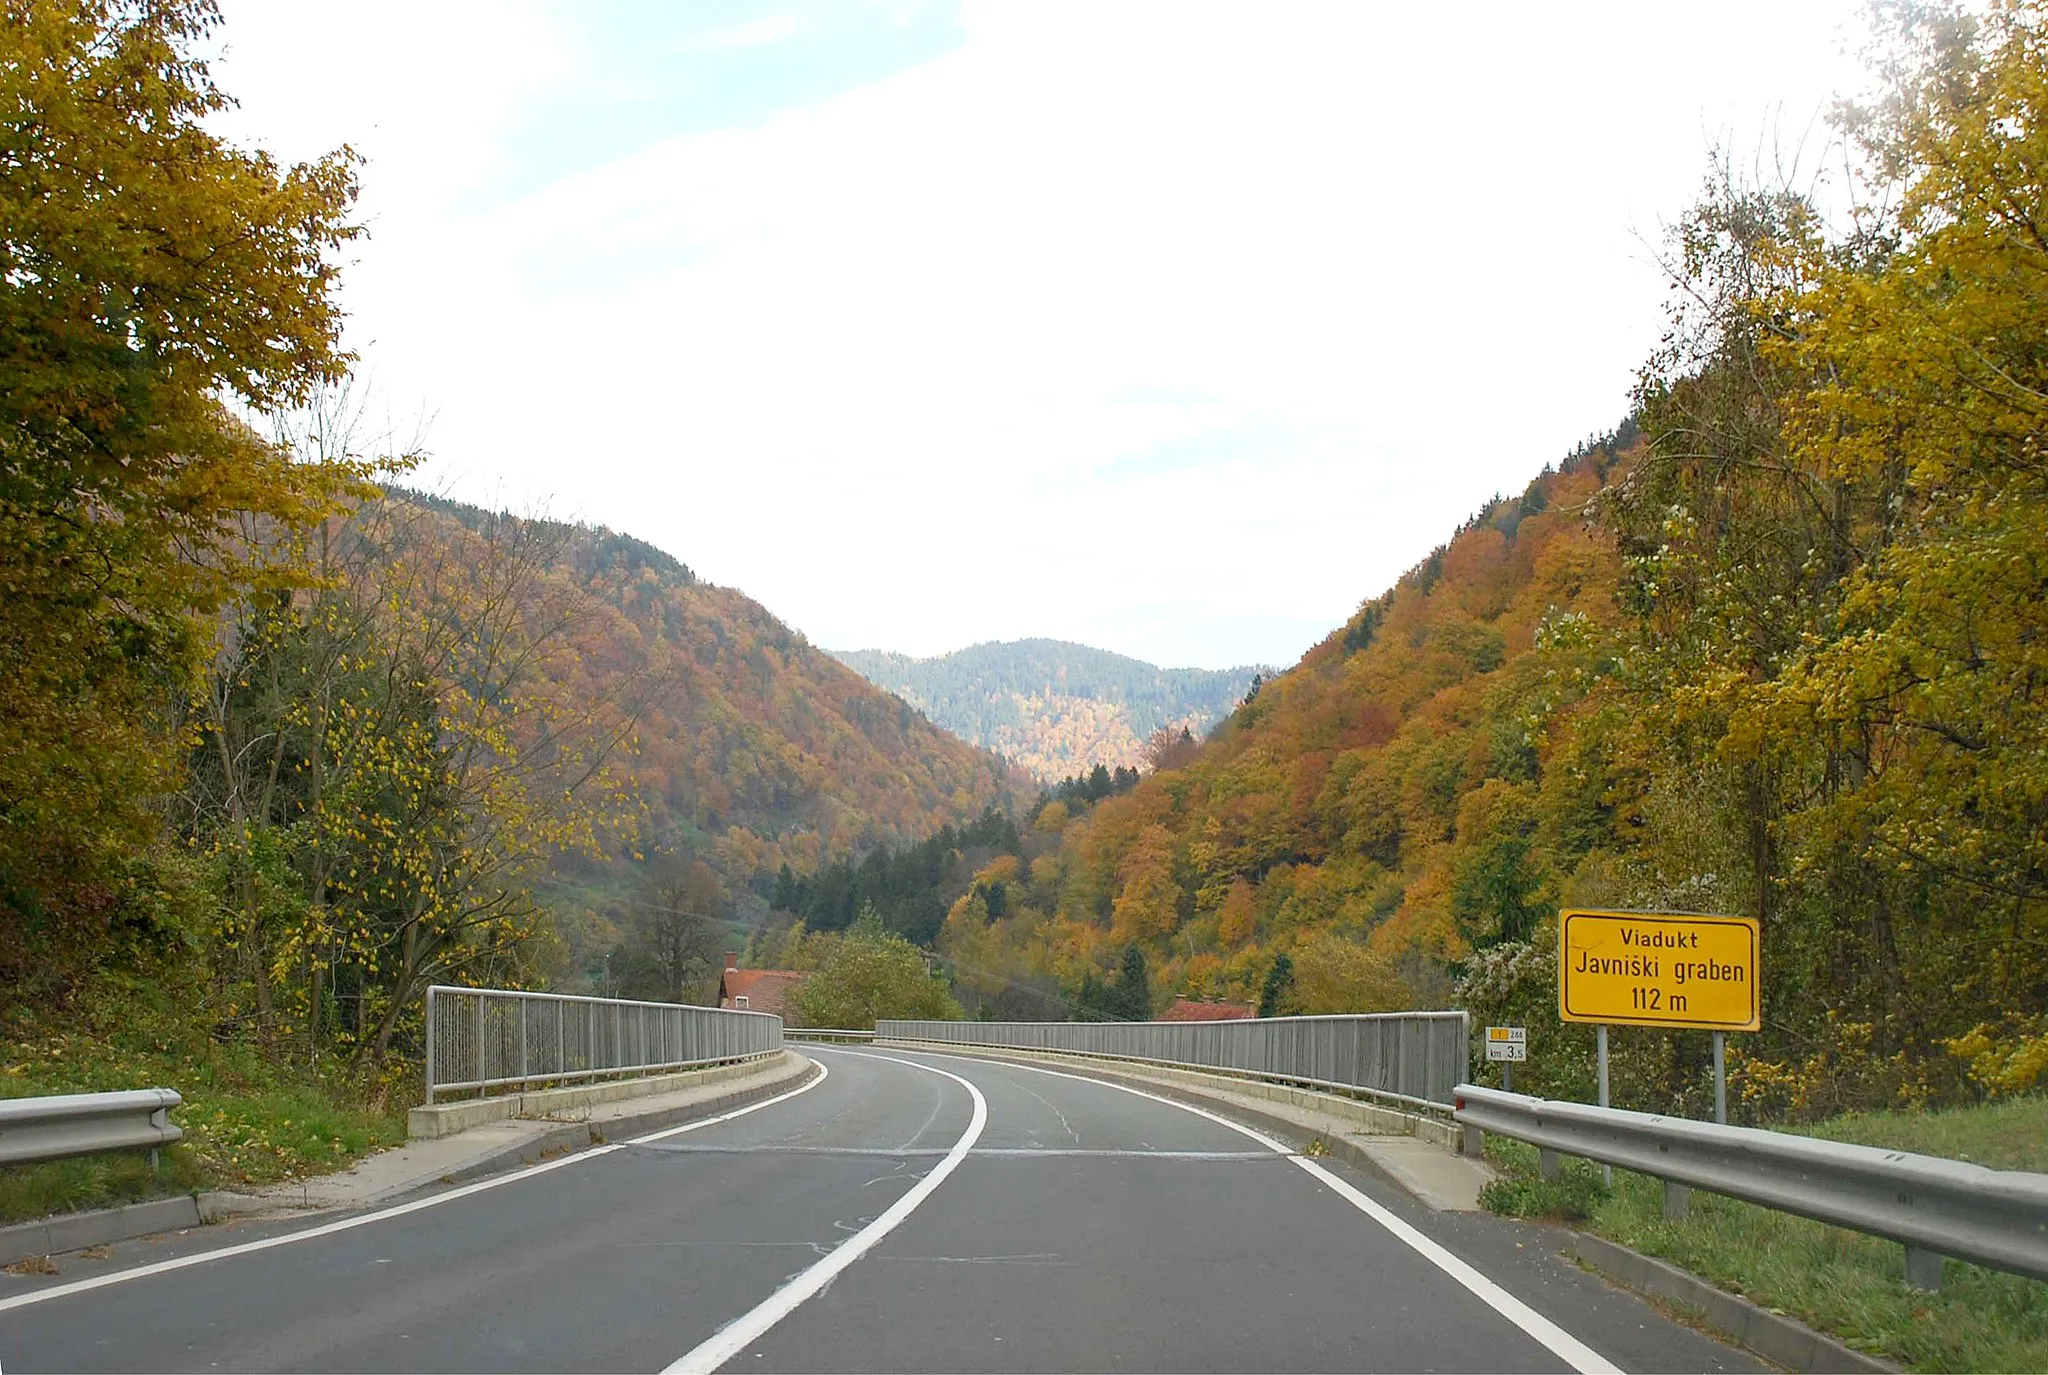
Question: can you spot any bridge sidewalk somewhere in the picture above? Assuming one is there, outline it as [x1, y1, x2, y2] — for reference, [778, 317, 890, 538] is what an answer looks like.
[211, 1050, 818, 1220]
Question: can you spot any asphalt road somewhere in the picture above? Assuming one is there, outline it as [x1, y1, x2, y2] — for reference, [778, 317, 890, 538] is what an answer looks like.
[0, 1048, 1759, 1373]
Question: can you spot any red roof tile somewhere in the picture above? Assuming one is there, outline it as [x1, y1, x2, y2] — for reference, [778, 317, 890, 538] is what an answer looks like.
[718, 967, 804, 1019]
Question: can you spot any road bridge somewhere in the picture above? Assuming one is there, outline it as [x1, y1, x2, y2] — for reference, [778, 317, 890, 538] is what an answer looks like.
[0, 1048, 1755, 1373]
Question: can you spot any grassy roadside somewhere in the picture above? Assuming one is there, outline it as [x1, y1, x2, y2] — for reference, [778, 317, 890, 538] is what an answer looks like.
[0, 985, 406, 1228]
[1480, 1097, 2048, 1372]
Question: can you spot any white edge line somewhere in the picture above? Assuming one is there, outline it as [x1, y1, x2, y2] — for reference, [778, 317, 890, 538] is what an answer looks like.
[0, 1059, 831, 1316]
[662, 1050, 989, 1375]
[919, 1049, 1622, 1375]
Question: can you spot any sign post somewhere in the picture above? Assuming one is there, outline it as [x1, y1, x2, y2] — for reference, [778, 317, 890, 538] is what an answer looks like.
[1714, 1031, 1726, 1124]
[1559, 909, 1759, 1136]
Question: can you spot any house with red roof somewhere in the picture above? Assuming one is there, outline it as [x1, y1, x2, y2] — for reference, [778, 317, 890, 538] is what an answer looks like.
[718, 953, 805, 1021]
[1158, 996, 1256, 1022]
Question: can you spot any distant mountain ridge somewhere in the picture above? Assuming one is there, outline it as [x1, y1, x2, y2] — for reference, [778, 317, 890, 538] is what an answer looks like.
[830, 638, 1268, 781]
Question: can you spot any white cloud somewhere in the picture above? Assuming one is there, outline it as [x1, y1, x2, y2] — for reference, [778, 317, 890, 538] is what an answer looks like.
[679, 14, 807, 51]
[209, 0, 1868, 669]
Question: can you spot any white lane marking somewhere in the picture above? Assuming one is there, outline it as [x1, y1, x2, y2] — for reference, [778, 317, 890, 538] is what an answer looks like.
[0, 1061, 830, 1316]
[639, 1145, 1278, 1160]
[1284, 1159, 1620, 1375]
[662, 1051, 988, 1375]
[927, 1052, 1622, 1375]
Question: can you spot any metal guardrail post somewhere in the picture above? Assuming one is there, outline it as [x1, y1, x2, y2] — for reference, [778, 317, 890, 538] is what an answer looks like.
[1904, 1246, 1944, 1291]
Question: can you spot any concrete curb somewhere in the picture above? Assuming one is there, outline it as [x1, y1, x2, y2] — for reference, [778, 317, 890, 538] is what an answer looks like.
[1566, 1231, 1900, 1374]
[407, 1052, 782, 1139]
[0, 1194, 204, 1268]
[882, 1040, 1476, 1209]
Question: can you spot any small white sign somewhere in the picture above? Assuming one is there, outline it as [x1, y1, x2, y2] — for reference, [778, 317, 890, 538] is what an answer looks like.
[1485, 1025, 1527, 1062]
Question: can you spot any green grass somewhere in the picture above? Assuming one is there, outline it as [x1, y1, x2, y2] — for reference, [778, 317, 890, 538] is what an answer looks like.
[1477, 1161, 1608, 1223]
[1482, 1097, 2048, 1373]
[0, 1147, 209, 1228]
[1801, 1094, 2048, 1171]
[0, 992, 406, 1228]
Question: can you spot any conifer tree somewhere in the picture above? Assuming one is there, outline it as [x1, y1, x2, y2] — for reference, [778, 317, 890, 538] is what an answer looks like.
[1258, 954, 1296, 1018]
[1113, 944, 1152, 1020]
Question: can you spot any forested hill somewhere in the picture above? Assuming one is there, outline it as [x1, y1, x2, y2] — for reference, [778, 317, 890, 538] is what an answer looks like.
[397, 491, 1021, 881]
[944, 3, 2048, 1125]
[830, 639, 1267, 780]
[933, 434, 1636, 1031]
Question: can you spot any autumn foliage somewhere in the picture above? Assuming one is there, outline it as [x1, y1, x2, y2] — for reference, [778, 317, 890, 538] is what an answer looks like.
[10, 0, 2048, 1132]
[0, 4, 1015, 1069]
[937, 436, 1630, 1023]
[948, 5, 2048, 1116]
[0, 0, 372, 996]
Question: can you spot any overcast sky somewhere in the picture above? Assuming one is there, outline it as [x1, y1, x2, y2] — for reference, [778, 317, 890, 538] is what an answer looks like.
[207, 1, 1868, 671]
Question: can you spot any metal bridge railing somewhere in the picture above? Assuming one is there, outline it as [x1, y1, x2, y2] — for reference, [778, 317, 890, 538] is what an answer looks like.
[423, 986, 782, 1104]
[877, 1012, 1471, 1111]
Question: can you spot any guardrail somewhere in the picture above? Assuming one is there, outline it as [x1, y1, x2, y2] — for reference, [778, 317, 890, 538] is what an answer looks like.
[0, 1089, 183, 1167]
[785, 1029, 875, 1042]
[878, 1012, 1471, 1111]
[424, 986, 782, 1103]
[1454, 1083, 2048, 1292]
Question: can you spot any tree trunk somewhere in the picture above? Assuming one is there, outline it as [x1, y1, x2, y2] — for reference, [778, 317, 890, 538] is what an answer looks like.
[368, 919, 426, 1064]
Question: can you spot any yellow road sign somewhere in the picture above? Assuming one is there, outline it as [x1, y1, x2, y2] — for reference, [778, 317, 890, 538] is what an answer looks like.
[1558, 909, 1759, 1031]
